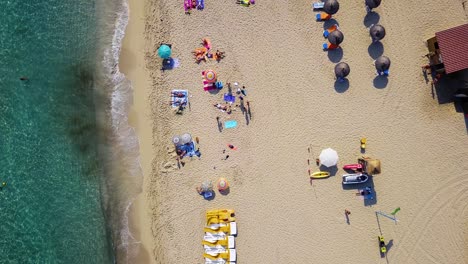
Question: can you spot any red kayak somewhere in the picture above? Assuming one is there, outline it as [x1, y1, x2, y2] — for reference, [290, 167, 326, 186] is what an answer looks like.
[343, 164, 363, 171]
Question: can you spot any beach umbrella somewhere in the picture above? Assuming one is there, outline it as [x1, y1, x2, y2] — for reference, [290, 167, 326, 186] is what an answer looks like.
[157, 44, 172, 59]
[172, 135, 182, 145]
[334, 62, 350, 78]
[319, 148, 339, 167]
[204, 70, 217, 83]
[370, 24, 386, 41]
[217, 178, 230, 191]
[324, 0, 340, 15]
[328, 30, 344, 45]
[181, 133, 192, 144]
[365, 0, 381, 9]
[375, 56, 391, 71]
[201, 181, 213, 192]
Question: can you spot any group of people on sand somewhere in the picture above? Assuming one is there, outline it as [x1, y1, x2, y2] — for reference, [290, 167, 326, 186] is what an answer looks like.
[193, 38, 225, 63]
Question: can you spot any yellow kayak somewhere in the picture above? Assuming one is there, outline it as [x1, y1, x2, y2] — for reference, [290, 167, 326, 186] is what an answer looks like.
[310, 171, 330, 179]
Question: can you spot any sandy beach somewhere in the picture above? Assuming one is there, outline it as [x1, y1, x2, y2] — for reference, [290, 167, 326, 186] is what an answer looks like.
[122, 0, 468, 263]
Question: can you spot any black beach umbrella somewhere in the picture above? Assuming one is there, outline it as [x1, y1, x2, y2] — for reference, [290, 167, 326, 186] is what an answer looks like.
[366, 0, 382, 9]
[328, 30, 344, 45]
[334, 62, 350, 78]
[324, 0, 340, 15]
[370, 24, 386, 41]
[375, 56, 391, 71]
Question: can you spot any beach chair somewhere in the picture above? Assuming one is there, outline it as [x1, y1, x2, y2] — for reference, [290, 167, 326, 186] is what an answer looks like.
[313, 2, 324, 10]
[203, 236, 235, 249]
[204, 222, 237, 235]
[316, 12, 331, 21]
[204, 249, 237, 262]
[360, 138, 367, 149]
[323, 24, 338, 38]
[323, 43, 339, 50]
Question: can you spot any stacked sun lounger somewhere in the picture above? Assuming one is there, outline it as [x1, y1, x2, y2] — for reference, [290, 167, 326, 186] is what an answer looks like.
[203, 209, 237, 264]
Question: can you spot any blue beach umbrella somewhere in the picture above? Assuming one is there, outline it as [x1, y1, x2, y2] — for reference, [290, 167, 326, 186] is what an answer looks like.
[158, 44, 172, 59]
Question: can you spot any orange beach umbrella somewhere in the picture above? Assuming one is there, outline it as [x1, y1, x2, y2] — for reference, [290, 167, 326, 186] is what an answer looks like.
[217, 178, 229, 191]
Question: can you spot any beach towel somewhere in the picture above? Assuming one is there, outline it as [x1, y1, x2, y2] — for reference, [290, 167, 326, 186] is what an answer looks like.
[177, 141, 200, 157]
[224, 120, 237, 129]
[223, 93, 236, 103]
[197, 0, 204, 10]
[204, 81, 217, 91]
[171, 89, 188, 108]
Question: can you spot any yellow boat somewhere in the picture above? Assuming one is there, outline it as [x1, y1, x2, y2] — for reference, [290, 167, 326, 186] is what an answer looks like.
[310, 171, 330, 179]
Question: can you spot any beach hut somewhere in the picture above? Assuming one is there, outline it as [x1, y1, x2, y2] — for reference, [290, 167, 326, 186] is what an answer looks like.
[365, 0, 382, 10]
[370, 24, 386, 42]
[375, 56, 391, 71]
[158, 44, 172, 59]
[334, 62, 350, 79]
[328, 30, 344, 46]
[426, 24, 468, 75]
[323, 0, 340, 15]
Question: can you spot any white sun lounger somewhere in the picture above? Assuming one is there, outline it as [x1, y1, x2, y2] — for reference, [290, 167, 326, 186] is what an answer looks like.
[205, 222, 237, 236]
[313, 2, 324, 9]
[204, 232, 226, 243]
[203, 236, 235, 249]
[204, 249, 237, 264]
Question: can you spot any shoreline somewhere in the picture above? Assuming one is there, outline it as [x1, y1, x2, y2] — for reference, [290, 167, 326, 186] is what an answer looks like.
[119, 0, 155, 262]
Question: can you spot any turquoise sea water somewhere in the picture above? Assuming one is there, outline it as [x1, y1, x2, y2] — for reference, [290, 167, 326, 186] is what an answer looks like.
[0, 1, 121, 263]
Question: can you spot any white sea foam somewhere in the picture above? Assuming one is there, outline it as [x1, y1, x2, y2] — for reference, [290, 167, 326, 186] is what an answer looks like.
[96, 0, 143, 262]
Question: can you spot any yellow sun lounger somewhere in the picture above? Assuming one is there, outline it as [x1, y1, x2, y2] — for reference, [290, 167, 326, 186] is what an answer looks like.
[206, 209, 235, 225]
[204, 249, 237, 262]
[204, 222, 237, 235]
[203, 236, 235, 249]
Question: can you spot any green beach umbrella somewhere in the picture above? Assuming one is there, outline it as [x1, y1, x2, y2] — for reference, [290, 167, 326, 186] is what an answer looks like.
[158, 44, 172, 59]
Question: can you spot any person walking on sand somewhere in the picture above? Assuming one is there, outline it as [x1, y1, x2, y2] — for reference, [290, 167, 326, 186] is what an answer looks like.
[241, 86, 247, 96]
[345, 209, 351, 216]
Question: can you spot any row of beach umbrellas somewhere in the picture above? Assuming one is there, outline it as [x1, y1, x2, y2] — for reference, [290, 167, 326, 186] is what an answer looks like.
[322, 0, 381, 15]
[334, 56, 391, 78]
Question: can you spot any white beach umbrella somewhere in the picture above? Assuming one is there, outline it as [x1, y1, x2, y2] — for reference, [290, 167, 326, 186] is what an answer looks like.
[172, 135, 182, 145]
[319, 148, 339, 167]
[181, 133, 192, 144]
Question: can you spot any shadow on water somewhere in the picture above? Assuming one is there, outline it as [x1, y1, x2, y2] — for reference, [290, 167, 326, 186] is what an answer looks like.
[62, 63, 106, 177]
[363, 11, 380, 27]
[334, 79, 349, 93]
[368, 42, 384, 59]
[328, 48, 343, 63]
[373, 75, 388, 89]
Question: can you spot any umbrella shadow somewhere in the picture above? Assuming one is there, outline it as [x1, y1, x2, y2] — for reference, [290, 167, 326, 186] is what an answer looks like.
[208, 88, 221, 95]
[219, 188, 230, 196]
[334, 79, 349, 93]
[319, 165, 338, 176]
[373, 75, 388, 89]
[363, 12, 380, 27]
[161, 58, 179, 71]
[368, 42, 384, 59]
[323, 19, 340, 30]
[328, 48, 343, 63]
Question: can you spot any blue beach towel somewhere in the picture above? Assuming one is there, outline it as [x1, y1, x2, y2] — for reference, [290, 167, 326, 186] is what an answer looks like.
[197, 0, 204, 10]
[224, 120, 238, 129]
[223, 93, 236, 103]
